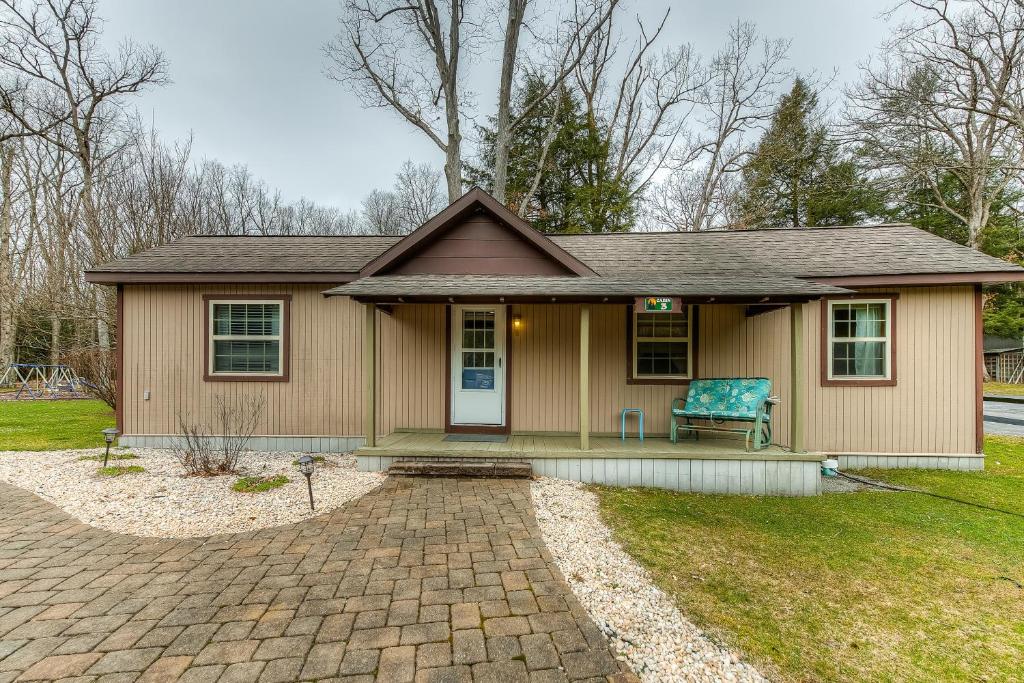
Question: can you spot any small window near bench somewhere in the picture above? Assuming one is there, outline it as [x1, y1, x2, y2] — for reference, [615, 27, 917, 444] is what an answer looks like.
[204, 296, 290, 381]
[824, 297, 895, 385]
[630, 306, 693, 382]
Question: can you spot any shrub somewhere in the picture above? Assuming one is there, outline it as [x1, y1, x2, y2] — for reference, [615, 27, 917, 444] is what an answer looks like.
[78, 453, 138, 462]
[63, 346, 117, 410]
[291, 455, 325, 465]
[232, 475, 289, 493]
[98, 465, 144, 477]
[174, 395, 265, 476]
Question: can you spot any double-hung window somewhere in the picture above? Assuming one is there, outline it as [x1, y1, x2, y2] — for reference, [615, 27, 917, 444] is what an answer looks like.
[207, 299, 287, 379]
[826, 299, 893, 382]
[632, 306, 693, 380]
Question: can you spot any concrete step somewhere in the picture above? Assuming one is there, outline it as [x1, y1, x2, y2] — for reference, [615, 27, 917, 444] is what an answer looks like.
[387, 460, 533, 479]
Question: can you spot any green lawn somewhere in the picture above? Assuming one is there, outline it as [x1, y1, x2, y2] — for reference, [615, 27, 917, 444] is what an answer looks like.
[985, 381, 1024, 396]
[597, 435, 1024, 683]
[0, 399, 115, 450]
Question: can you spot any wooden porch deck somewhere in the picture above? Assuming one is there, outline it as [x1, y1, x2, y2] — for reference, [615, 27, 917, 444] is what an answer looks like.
[356, 430, 823, 461]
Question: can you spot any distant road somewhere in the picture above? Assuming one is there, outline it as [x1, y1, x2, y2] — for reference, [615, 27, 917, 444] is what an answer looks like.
[984, 399, 1024, 437]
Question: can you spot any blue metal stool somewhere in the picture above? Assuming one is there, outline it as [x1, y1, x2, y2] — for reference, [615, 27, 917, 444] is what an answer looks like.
[620, 408, 644, 441]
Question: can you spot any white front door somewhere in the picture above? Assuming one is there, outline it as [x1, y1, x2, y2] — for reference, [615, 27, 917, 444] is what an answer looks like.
[451, 305, 506, 426]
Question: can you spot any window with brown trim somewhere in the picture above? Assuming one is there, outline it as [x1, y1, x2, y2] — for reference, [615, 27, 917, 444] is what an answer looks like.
[203, 295, 290, 382]
[630, 305, 693, 381]
[822, 297, 896, 386]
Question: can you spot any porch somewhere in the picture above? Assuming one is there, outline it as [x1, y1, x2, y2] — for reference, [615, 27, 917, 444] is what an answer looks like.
[355, 430, 825, 496]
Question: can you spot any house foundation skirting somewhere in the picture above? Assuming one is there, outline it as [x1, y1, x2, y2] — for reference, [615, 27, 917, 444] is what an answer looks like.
[836, 453, 985, 471]
[118, 434, 366, 453]
[358, 455, 823, 496]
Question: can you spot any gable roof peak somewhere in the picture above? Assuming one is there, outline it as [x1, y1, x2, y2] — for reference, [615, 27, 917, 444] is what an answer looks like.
[358, 187, 596, 277]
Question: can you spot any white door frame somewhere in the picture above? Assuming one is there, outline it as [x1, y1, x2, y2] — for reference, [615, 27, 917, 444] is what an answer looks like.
[449, 305, 506, 428]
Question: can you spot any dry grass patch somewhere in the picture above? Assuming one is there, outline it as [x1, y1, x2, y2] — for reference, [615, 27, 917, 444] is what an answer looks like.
[97, 465, 144, 477]
[78, 452, 138, 462]
[984, 381, 1024, 396]
[232, 475, 289, 493]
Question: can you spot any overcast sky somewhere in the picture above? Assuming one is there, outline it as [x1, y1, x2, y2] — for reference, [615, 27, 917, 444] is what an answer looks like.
[98, 0, 901, 211]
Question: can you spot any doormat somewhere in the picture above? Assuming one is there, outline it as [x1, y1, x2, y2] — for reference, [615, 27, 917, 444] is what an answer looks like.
[443, 434, 508, 443]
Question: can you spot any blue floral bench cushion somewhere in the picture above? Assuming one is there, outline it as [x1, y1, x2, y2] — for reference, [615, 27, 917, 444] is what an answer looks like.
[672, 378, 772, 421]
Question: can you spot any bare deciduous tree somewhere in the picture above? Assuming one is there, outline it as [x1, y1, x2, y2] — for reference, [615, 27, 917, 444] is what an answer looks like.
[572, 8, 703, 226]
[0, 142, 16, 367]
[0, 0, 167, 346]
[650, 22, 791, 231]
[361, 187, 403, 235]
[848, 0, 1024, 248]
[393, 159, 445, 227]
[491, 0, 618, 203]
[325, 0, 468, 201]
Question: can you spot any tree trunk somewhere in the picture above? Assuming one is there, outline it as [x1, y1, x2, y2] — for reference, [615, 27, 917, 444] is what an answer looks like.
[492, 0, 528, 204]
[80, 167, 112, 349]
[49, 311, 60, 365]
[443, 78, 463, 203]
[0, 144, 15, 369]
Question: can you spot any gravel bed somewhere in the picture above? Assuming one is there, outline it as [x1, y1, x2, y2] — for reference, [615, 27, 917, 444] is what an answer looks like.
[0, 447, 385, 538]
[531, 477, 766, 683]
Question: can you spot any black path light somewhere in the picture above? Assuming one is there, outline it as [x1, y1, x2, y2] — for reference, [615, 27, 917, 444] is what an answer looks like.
[297, 455, 315, 510]
[101, 427, 119, 467]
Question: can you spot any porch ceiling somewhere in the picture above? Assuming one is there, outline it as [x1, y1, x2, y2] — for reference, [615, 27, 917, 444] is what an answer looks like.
[324, 273, 852, 304]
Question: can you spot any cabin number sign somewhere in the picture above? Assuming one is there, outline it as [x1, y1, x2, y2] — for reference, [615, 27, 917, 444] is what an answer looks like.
[638, 296, 680, 313]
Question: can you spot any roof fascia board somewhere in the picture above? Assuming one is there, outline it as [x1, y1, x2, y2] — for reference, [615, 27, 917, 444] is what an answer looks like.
[327, 293, 837, 304]
[811, 271, 1024, 286]
[358, 187, 596, 277]
[84, 272, 359, 285]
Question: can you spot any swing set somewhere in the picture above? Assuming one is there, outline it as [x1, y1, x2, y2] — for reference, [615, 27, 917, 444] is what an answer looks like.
[0, 363, 90, 399]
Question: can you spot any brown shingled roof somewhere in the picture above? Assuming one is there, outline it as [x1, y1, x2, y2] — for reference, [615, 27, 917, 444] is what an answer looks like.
[85, 223, 1024, 287]
[87, 235, 401, 274]
[548, 224, 1023, 277]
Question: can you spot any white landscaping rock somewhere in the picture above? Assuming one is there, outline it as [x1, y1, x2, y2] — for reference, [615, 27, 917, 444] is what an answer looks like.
[530, 476, 767, 683]
[0, 447, 384, 538]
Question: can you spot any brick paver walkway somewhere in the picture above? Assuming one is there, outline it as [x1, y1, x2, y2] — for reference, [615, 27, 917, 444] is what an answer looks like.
[0, 477, 632, 682]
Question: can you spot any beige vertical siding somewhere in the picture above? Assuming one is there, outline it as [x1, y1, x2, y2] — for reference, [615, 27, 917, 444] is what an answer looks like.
[122, 284, 366, 437]
[507, 304, 791, 441]
[510, 304, 581, 433]
[803, 286, 976, 454]
[376, 304, 446, 434]
[123, 285, 977, 455]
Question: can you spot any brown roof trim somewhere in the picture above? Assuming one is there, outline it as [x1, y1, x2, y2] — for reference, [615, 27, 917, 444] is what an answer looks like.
[810, 271, 1024, 287]
[358, 187, 596, 277]
[339, 294, 829, 305]
[84, 272, 358, 285]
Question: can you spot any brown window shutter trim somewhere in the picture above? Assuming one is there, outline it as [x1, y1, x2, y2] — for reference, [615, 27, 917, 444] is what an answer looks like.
[819, 294, 898, 387]
[625, 304, 699, 386]
[202, 294, 291, 383]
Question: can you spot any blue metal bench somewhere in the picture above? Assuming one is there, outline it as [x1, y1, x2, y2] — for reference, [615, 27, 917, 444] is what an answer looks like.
[670, 378, 777, 451]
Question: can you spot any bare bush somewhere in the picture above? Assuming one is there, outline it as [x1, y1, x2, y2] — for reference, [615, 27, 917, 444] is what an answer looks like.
[62, 346, 116, 409]
[174, 395, 265, 476]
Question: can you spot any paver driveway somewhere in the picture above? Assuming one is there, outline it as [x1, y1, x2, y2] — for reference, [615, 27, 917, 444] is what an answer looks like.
[0, 476, 631, 682]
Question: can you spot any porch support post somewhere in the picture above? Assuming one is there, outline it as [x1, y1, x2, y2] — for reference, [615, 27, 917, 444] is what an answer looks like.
[790, 302, 804, 452]
[579, 304, 590, 451]
[364, 303, 376, 448]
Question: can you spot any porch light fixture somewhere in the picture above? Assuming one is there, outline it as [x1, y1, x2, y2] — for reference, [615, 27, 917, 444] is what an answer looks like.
[297, 455, 315, 510]
[512, 313, 522, 332]
[101, 427, 119, 467]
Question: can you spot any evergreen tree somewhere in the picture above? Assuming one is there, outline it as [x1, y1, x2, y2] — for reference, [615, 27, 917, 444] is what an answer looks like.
[469, 75, 635, 233]
[740, 78, 874, 228]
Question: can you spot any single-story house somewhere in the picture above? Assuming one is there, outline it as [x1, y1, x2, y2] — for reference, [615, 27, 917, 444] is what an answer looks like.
[85, 188, 1024, 495]
[983, 335, 1024, 383]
